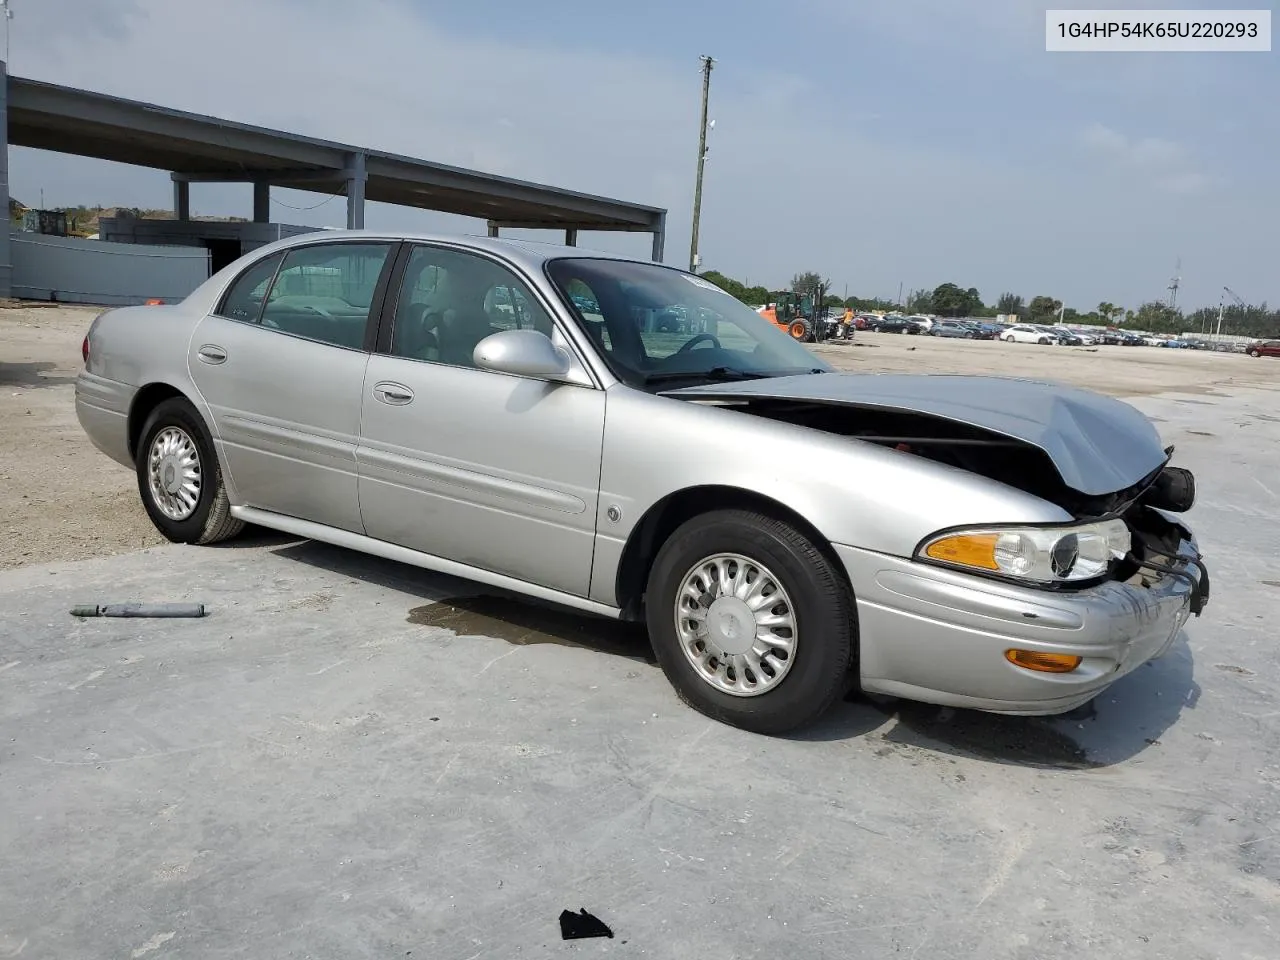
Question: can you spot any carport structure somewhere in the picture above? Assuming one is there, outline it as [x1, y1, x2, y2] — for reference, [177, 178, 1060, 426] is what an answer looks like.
[0, 62, 667, 298]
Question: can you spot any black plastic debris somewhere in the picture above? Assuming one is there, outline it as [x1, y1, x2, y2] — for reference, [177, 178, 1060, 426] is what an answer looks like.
[559, 909, 613, 940]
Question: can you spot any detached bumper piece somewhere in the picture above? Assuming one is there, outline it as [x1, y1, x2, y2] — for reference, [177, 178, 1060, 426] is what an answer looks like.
[1136, 552, 1210, 616]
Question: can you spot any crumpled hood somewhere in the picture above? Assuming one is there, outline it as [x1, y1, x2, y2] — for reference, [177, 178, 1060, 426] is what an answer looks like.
[665, 373, 1169, 496]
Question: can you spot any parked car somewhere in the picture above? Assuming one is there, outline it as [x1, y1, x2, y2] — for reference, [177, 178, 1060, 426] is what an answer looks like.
[1070, 329, 1100, 346]
[1102, 331, 1143, 346]
[75, 230, 1210, 735]
[1001, 324, 1056, 344]
[868, 315, 921, 334]
[1047, 326, 1084, 346]
[929, 320, 975, 338]
[968, 322, 1001, 340]
[1248, 340, 1280, 358]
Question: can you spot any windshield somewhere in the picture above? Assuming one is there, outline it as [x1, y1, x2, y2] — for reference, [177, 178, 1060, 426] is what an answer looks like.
[544, 257, 831, 388]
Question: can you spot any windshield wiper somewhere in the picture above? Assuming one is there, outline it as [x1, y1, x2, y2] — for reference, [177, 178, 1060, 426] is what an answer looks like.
[643, 366, 771, 385]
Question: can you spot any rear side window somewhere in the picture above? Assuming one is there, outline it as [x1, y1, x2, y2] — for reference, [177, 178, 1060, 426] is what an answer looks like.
[217, 251, 284, 323]
[258, 242, 394, 350]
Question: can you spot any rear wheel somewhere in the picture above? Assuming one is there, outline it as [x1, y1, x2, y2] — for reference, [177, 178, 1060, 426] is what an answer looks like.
[1250, 348, 1261, 358]
[135, 397, 243, 545]
[644, 509, 855, 735]
[788, 320, 809, 340]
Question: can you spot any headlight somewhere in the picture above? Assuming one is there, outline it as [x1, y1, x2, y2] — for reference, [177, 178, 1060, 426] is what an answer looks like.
[917, 519, 1131, 585]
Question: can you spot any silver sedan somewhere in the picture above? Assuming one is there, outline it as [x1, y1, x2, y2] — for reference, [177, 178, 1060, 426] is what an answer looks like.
[75, 231, 1209, 734]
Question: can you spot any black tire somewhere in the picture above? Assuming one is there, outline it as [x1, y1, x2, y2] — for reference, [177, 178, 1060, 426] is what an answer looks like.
[135, 396, 244, 545]
[1249, 349, 1261, 358]
[644, 509, 855, 735]
[1038, 337, 1050, 344]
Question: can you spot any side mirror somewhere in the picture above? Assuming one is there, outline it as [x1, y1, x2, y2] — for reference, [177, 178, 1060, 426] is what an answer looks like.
[473, 329, 573, 381]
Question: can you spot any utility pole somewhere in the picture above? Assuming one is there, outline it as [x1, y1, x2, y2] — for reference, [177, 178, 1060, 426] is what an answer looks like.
[688, 54, 715, 273]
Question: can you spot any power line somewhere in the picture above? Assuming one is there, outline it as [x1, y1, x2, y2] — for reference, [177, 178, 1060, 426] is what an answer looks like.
[270, 183, 347, 211]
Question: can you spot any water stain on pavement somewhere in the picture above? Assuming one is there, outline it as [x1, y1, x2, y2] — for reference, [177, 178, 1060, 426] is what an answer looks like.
[860, 697, 1099, 769]
[407, 596, 656, 664]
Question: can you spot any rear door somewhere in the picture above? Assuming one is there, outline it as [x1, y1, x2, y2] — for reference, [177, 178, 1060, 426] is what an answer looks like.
[187, 240, 398, 533]
[355, 243, 606, 597]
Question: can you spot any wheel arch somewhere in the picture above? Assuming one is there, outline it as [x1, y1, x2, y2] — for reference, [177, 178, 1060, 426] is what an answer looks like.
[127, 383, 198, 462]
[613, 484, 852, 620]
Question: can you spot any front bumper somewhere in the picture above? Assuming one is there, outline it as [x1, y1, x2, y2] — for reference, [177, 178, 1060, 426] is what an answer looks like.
[835, 535, 1206, 715]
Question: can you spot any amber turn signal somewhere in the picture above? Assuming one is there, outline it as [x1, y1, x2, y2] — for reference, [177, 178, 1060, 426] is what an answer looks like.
[923, 533, 1000, 570]
[1004, 649, 1083, 673]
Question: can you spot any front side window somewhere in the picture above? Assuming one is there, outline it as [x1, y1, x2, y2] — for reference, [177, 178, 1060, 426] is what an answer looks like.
[388, 245, 556, 368]
[216, 251, 284, 323]
[258, 242, 393, 349]
[545, 258, 829, 390]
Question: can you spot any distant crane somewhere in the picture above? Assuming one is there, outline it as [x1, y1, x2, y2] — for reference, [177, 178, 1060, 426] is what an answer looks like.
[1214, 285, 1248, 340]
[1166, 257, 1181, 309]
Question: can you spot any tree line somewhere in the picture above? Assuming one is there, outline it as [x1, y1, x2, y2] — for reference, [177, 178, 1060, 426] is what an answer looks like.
[697, 268, 1279, 339]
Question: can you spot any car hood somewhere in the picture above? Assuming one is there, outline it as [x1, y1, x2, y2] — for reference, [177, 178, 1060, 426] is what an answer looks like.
[663, 373, 1168, 496]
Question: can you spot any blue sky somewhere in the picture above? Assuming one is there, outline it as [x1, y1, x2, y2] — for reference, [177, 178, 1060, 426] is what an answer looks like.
[8, 0, 1277, 312]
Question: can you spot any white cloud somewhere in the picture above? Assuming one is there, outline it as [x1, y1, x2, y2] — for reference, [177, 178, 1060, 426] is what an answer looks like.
[1078, 123, 1214, 195]
[1080, 123, 1185, 168]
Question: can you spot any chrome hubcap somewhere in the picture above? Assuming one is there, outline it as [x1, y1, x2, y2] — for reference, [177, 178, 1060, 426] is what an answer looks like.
[147, 427, 202, 521]
[674, 553, 798, 697]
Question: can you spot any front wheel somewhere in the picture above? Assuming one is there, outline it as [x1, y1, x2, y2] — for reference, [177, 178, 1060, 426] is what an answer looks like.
[644, 509, 855, 735]
[1250, 349, 1261, 358]
[135, 397, 244, 545]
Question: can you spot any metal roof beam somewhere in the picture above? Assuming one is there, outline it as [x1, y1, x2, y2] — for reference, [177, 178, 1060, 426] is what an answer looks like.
[485, 219, 658, 233]
[170, 168, 343, 184]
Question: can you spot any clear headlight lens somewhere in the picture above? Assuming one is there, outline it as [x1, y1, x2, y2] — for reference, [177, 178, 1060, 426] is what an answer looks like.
[918, 519, 1130, 584]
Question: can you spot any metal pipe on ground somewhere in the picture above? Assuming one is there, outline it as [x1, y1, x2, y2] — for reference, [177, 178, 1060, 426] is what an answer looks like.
[71, 603, 207, 618]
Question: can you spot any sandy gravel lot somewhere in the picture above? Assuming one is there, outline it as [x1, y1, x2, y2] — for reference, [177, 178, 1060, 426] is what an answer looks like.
[1, 306, 1275, 569]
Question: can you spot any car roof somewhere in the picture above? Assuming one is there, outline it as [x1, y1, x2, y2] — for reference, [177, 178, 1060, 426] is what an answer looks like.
[250, 228, 650, 275]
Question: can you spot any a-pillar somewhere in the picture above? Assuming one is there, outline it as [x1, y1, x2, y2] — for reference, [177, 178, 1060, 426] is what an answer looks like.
[345, 151, 367, 229]
[252, 182, 270, 223]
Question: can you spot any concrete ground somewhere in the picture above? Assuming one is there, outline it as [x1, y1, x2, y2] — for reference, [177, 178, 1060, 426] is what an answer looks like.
[2, 376, 1279, 957]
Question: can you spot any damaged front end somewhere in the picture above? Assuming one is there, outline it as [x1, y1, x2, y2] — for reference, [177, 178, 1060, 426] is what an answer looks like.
[665, 373, 1210, 615]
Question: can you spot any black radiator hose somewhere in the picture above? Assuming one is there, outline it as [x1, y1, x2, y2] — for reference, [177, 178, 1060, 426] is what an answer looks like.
[1142, 466, 1196, 513]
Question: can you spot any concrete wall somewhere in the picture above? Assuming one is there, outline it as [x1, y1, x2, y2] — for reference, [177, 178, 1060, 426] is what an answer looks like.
[99, 218, 321, 268]
[9, 231, 210, 306]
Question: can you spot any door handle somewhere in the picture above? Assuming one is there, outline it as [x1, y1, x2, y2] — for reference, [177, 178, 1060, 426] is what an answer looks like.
[372, 381, 414, 405]
[197, 344, 227, 364]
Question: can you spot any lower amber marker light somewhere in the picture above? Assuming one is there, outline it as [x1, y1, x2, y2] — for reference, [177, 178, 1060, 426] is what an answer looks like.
[1005, 649, 1083, 673]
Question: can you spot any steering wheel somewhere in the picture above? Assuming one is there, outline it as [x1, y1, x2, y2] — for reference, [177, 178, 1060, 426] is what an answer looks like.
[676, 333, 721, 353]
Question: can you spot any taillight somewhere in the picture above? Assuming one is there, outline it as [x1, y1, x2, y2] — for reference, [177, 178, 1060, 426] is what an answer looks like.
[81, 334, 90, 365]
[145, 298, 164, 306]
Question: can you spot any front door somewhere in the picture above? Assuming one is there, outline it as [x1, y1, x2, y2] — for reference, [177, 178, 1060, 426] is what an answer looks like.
[187, 240, 397, 533]
[356, 243, 605, 597]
